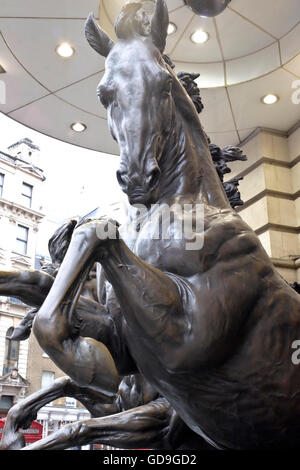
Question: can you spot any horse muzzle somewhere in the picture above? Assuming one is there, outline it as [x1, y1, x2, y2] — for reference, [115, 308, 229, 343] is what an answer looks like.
[128, 185, 160, 206]
[118, 167, 161, 206]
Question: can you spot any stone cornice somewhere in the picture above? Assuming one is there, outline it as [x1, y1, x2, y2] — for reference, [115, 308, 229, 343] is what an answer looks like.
[0, 370, 29, 387]
[228, 155, 300, 183]
[237, 189, 300, 212]
[255, 223, 300, 236]
[0, 198, 44, 223]
[271, 257, 300, 270]
[287, 120, 300, 137]
[239, 127, 288, 147]
[0, 151, 44, 181]
[239, 120, 300, 148]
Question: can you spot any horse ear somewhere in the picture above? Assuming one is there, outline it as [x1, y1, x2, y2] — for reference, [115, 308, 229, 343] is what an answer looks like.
[85, 13, 115, 57]
[151, 0, 169, 53]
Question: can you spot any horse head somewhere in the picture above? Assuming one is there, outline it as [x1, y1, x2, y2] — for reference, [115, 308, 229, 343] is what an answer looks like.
[85, 0, 175, 206]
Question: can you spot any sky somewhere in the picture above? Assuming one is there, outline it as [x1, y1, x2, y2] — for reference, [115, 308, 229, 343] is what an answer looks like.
[0, 112, 126, 256]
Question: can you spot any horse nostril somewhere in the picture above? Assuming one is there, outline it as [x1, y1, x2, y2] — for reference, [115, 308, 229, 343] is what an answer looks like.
[116, 170, 127, 188]
[148, 168, 160, 190]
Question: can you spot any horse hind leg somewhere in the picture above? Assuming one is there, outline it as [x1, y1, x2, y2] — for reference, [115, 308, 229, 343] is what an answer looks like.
[0, 376, 119, 451]
[0, 376, 73, 450]
[23, 399, 171, 450]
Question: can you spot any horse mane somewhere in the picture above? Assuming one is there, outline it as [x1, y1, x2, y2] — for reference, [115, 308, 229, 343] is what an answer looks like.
[209, 144, 247, 208]
[165, 55, 247, 209]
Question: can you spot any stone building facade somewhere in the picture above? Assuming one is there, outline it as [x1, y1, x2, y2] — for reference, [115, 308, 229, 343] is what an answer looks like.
[226, 126, 300, 284]
[0, 138, 89, 435]
[0, 138, 45, 413]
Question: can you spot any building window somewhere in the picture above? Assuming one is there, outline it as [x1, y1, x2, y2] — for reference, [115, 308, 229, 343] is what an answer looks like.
[41, 371, 55, 389]
[2, 327, 19, 375]
[0, 396, 13, 416]
[21, 182, 33, 208]
[41, 371, 55, 406]
[16, 224, 29, 255]
[0, 173, 4, 197]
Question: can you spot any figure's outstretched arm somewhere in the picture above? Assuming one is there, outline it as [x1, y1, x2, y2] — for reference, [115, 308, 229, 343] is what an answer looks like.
[0, 269, 54, 307]
[23, 398, 171, 450]
[33, 230, 121, 396]
[0, 266, 133, 376]
[34, 219, 188, 381]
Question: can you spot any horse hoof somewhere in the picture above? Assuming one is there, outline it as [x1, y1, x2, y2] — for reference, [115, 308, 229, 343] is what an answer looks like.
[0, 431, 25, 450]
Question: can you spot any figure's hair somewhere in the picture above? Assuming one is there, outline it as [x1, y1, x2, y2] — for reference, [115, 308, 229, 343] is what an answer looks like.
[115, 3, 145, 39]
[48, 218, 79, 265]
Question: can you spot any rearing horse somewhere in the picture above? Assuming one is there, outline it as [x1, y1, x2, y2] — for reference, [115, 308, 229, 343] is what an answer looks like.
[10, 0, 300, 449]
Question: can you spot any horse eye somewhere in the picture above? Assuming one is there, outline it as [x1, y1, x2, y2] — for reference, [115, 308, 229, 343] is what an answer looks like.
[97, 85, 113, 109]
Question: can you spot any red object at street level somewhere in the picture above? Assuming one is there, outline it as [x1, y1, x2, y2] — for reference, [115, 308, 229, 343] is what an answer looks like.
[0, 418, 43, 445]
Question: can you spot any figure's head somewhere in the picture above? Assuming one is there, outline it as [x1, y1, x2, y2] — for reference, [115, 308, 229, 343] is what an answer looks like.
[48, 217, 79, 265]
[114, 2, 152, 38]
[85, 0, 173, 206]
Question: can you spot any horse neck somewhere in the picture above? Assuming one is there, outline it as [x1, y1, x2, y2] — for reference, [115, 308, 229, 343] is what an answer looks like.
[158, 84, 231, 210]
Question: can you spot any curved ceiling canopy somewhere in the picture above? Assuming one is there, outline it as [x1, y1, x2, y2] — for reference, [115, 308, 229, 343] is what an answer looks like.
[0, 0, 300, 154]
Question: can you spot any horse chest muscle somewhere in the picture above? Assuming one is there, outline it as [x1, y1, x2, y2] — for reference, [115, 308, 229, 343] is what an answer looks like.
[122, 211, 200, 276]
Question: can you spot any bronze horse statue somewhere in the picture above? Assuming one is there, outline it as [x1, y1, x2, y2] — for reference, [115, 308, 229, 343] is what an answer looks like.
[0, 70, 245, 452]
[1, 0, 300, 450]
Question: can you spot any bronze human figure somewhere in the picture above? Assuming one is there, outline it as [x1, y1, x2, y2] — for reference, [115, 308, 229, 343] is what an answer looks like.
[0, 220, 208, 451]
[1, 0, 300, 450]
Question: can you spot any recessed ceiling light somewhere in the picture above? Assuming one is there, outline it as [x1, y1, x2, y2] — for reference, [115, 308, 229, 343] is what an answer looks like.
[0, 65, 6, 74]
[71, 122, 87, 133]
[262, 94, 279, 105]
[56, 42, 75, 58]
[167, 23, 177, 35]
[190, 30, 209, 44]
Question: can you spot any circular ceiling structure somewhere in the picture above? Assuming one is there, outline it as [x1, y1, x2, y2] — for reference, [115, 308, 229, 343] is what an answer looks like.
[101, 0, 300, 87]
[0, 0, 300, 154]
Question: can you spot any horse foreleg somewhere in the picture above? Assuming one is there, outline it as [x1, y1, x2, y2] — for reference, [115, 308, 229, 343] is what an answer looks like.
[23, 399, 171, 450]
[0, 376, 120, 451]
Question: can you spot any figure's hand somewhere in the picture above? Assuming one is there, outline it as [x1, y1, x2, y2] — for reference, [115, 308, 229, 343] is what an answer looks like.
[10, 308, 38, 341]
[73, 218, 120, 249]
